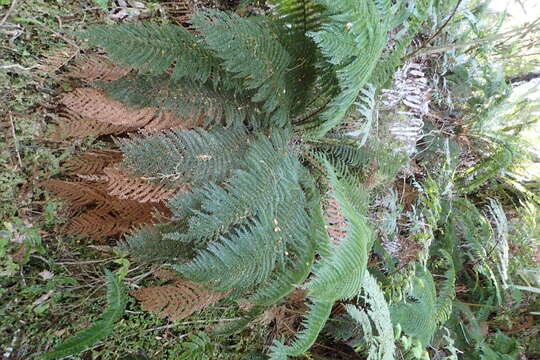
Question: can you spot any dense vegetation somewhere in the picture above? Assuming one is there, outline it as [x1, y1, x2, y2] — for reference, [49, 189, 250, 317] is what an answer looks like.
[1, 0, 539, 359]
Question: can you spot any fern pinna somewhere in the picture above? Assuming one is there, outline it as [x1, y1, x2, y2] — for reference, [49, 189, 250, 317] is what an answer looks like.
[42, 0, 473, 358]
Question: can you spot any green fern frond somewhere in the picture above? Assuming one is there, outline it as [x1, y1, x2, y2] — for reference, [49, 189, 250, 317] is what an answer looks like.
[117, 124, 249, 186]
[41, 271, 126, 359]
[390, 266, 437, 347]
[271, 0, 324, 114]
[172, 129, 305, 243]
[435, 250, 457, 327]
[268, 159, 373, 360]
[345, 272, 396, 360]
[122, 223, 197, 263]
[456, 144, 514, 194]
[342, 84, 377, 146]
[269, 299, 333, 360]
[80, 23, 218, 83]
[305, 0, 396, 137]
[452, 199, 504, 304]
[172, 129, 314, 294]
[272, 0, 323, 34]
[191, 10, 293, 125]
[304, 159, 372, 301]
[101, 74, 258, 127]
[249, 173, 325, 305]
[485, 199, 510, 289]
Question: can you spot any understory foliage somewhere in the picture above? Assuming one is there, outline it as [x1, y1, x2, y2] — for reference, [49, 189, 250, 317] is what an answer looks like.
[41, 271, 127, 359]
[40, 0, 539, 359]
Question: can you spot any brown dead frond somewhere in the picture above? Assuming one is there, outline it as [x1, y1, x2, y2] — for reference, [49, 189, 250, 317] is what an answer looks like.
[103, 166, 178, 203]
[65, 54, 132, 82]
[61, 88, 156, 128]
[66, 210, 133, 238]
[51, 110, 134, 140]
[324, 196, 347, 245]
[40, 179, 110, 208]
[66, 200, 165, 240]
[131, 277, 226, 320]
[60, 88, 197, 132]
[42, 179, 170, 240]
[96, 195, 171, 220]
[64, 150, 123, 176]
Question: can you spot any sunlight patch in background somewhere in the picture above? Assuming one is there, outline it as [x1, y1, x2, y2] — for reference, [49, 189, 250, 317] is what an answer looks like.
[489, 0, 540, 177]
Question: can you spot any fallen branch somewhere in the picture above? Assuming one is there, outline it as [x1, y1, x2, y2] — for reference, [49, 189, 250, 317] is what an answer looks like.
[0, 64, 38, 71]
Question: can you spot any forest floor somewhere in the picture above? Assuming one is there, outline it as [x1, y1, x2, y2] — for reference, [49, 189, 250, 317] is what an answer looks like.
[1, 1, 264, 359]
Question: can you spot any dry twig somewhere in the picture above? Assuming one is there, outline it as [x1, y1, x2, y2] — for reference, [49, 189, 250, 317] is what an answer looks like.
[0, 0, 18, 26]
[8, 113, 23, 168]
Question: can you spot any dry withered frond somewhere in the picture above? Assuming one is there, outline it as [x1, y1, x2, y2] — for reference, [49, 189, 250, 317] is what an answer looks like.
[60, 88, 197, 132]
[103, 166, 178, 203]
[42, 179, 170, 240]
[40, 179, 110, 208]
[61, 88, 156, 128]
[131, 277, 226, 320]
[324, 196, 347, 246]
[51, 111, 135, 140]
[66, 200, 164, 240]
[64, 150, 123, 176]
[65, 54, 132, 82]
[66, 200, 167, 239]
[66, 210, 133, 238]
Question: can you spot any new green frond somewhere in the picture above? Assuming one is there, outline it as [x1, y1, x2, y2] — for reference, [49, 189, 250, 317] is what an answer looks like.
[456, 143, 514, 194]
[435, 250, 457, 327]
[304, 159, 372, 301]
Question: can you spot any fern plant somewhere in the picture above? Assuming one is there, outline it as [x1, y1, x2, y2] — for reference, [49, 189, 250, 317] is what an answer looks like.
[44, 0, 453, 358]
